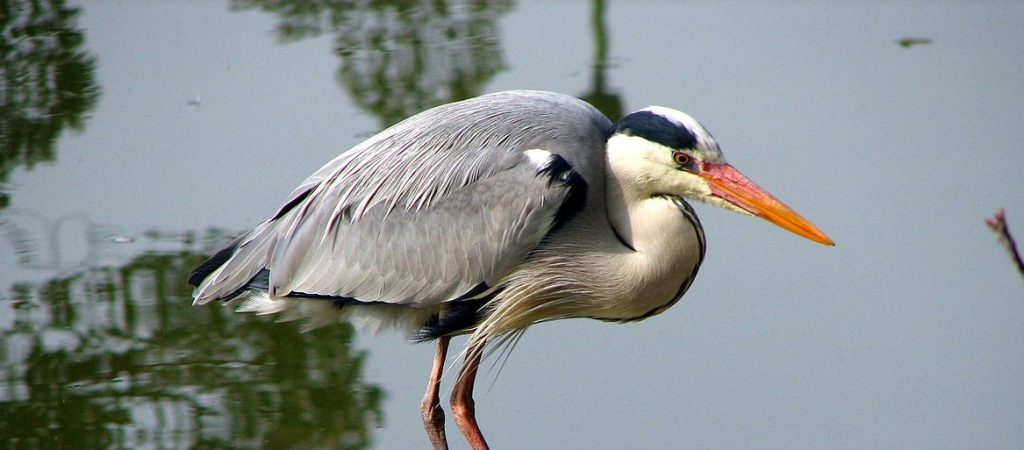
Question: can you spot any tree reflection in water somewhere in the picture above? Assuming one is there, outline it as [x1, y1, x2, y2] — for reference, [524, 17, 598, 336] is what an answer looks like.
[578, 0, 622, 122]
[230, 0, 512, 127]
[0, 230, 383, 449]
[0, 0, 100, 202]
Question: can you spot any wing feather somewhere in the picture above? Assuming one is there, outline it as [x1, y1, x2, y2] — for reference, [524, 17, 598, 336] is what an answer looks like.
[192, 91, 610, 310]
[271, 154, 570, 304]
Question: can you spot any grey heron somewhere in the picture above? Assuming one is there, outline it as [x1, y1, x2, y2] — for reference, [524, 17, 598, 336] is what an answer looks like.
[189, 90, 833, 449]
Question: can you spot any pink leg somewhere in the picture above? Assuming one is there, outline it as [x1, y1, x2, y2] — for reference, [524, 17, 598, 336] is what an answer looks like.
[451, 340, 490, 450]
[421, 336, 451, 450]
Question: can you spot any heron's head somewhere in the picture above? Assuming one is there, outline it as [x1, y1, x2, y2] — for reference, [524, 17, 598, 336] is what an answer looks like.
[608, 106, 834, 246]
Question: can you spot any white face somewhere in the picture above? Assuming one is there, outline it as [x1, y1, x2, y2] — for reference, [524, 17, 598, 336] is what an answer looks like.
[607, 105, 835, 246]
[605, 106, 750, 216]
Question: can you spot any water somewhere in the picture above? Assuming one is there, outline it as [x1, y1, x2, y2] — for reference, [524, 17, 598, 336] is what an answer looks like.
[2, 1, 1023, 449]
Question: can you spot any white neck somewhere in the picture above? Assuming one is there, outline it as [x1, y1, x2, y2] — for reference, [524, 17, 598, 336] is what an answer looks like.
[598, 139, 706, 319]
[469, 138, 707, 335]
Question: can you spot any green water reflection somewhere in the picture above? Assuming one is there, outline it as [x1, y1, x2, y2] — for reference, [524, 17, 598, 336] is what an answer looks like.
[578, 0, 621, 122]
[232, 0, 513, 127]
[0, 0, 100, 207]
[0, 231, 383, 449]
[0, 0, 625, 447]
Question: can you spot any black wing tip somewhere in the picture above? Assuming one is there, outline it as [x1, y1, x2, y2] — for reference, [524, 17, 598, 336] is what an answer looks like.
[271, 187, 314, 221]
[190, 187, 311, 292]
[188, 243, 239, 287]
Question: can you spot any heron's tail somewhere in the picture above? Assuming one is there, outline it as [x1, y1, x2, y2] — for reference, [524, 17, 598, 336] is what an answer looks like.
[189, 222, 278, 305]
[187, 220, 431, 335]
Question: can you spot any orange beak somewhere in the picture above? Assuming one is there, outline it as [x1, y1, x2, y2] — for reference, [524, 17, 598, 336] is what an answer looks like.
[700, 162, 834, 246]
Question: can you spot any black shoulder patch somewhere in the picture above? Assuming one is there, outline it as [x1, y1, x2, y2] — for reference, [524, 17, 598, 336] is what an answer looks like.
[538, 154, 587, 232]
[614, 110, 697, 150]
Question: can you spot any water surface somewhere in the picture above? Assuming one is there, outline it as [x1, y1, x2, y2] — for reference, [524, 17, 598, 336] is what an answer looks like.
[2, 1, 1023, 449]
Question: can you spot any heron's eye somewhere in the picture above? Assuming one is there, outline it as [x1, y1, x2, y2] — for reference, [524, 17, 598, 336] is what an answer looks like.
[673, 151, 691, 167]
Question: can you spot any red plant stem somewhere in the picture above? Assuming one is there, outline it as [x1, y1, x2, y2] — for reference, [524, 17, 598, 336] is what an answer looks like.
[986, 209, 1024, 279]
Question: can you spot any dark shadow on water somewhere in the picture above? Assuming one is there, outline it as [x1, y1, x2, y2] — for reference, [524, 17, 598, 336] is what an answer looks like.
[0, 230, 383, 449]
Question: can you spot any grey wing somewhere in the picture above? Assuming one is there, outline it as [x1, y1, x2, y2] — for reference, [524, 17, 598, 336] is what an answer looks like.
[271, 149, 581, 305]
[193, 148, 582, 307]
[191, 90, 606, 308]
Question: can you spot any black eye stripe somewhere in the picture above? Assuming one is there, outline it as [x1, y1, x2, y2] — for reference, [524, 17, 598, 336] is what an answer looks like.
[614, 110, 699, 150]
